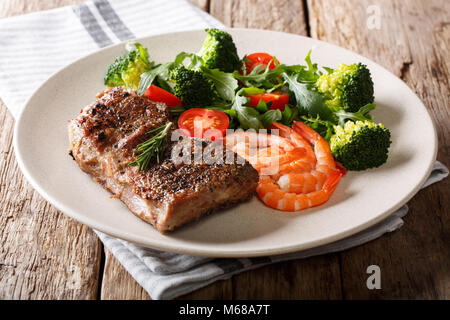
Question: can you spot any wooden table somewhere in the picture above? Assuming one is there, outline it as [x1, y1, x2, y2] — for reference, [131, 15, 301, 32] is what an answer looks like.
[0, 0, 448, 300]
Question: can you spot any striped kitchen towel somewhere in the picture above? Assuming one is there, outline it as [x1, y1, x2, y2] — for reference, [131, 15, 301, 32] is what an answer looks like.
[0, 0, 223, 118]
[0, 0, 448, 300]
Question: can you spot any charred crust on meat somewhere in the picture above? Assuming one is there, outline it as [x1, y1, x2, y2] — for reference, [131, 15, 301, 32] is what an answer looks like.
[68, 87, 258, 233]
[97, 131, 106, 141]
[129, 138, 258, 202]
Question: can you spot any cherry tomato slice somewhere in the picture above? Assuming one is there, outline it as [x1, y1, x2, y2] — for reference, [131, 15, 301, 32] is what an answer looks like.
[178, 108, 229, 141]
[243, 52, 280, 74]
[144, 85, 182, 107]
[248, 91, 290, 111]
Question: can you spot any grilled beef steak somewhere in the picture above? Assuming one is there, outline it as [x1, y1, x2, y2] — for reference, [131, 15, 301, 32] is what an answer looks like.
[68, 87, 258, 233]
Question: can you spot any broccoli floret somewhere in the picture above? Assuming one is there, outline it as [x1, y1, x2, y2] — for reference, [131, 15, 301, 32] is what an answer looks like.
[171, 66, 215, 107]
[104, 43, 151, 89]
[198, 28, 241, 73]
[330, 120, 391, 171]
[316, 63, 374, 113]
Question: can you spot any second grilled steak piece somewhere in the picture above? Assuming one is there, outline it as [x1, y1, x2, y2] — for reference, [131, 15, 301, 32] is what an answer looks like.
[68, 87, 258, 233]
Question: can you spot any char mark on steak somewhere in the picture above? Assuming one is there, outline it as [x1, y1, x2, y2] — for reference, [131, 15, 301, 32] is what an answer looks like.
[68, 87, 258, 233]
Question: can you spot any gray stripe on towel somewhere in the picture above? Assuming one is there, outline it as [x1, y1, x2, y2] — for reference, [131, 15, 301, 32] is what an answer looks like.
[94, 0, 135, 40]
[214, 259, 245, 274]
[73, 3, 113, 47]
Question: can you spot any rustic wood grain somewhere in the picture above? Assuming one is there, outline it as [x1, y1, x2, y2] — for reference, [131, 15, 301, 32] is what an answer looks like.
[308, 0, 450, 299]
[0, 0, 448, 300]
[0, 0, 101, 300]
[100, 249, 151, 300]
[0, 0, 82, 17]
[210, 0, 308, 36]
[230, 257, 342, 299]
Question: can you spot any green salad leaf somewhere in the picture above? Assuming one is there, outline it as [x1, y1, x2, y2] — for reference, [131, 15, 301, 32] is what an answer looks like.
[261, 109, 282, 128]
[282, 72, 334, 121]
[280, 104, 299, 126]
[137, 62, 172, 95]
[334, 103, 375, 126]
[231, 90, 263, 130]
[200, 67, 238, 102]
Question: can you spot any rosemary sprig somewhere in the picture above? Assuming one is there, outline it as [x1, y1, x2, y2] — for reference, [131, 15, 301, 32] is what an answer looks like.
[129, 122, 173, 171]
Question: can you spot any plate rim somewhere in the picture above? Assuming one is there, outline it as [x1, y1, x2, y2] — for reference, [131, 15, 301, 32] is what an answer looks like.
[13, 28, 438, 257]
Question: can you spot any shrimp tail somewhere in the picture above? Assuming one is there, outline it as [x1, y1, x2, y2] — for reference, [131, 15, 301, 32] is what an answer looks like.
[271, 121, 292, 135]
[335, 161, 347, 176]
[323, 169, 343, 195]
[293, 121, 322, 143]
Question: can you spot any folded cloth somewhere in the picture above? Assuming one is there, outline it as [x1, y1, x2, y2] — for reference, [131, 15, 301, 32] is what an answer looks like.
[95, 161, 448, 300]
[0, 0, 223, 118]
[0, 0, 448, 300]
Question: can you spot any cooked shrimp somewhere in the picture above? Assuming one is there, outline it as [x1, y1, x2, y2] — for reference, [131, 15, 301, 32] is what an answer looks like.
[226, 122, 344, 211]
[276, 170, 329, 194]
[254, 147, 306, 172]
[268, 121, 338, 194]
[293, 121, 336, 175]
[257, 169, 342, 211]
[225, 131, 296, 155]
[256, 121, 344, 210]
[225, 131, 302, 174]
[271, 122, 316, 172]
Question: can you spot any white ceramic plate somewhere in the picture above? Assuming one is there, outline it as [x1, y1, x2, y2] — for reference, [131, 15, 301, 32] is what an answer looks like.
[14, 29, 437, 257]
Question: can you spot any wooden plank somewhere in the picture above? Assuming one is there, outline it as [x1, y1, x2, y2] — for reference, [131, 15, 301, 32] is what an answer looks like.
[210, 0, 308, 36]
[231, 257, 342, 299]
[100, 249, 151, 300]
[308, 0, 450, 299]
[0, 0, 102, 300]
[0, 0, 83, 18]
[0, 93, 102, 300]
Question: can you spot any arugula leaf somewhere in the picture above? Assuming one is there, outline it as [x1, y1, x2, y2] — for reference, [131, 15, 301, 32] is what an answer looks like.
[173, 51, 204, 69]
[323, 66, 334, 74]
[280, 104, 299, 126]
[233, 62, 306, 89]
[334, 103, 376, 126]
[301, 115, 335, 141]
[154, 76, 174, 94]
[137, 63, 172, 95]
[282, 72, 334, 121]
[231, 90, 263, 130]
[233, 64, 282, 89]
[304, 50, 318, 76]
[137, 52, 202, 96]
[255, 99, 269, 113]
[266, 83, 284, 93]
[201, 66, 238, 102]
[242, 87, 265, 95]
[261, 109, 282, 128]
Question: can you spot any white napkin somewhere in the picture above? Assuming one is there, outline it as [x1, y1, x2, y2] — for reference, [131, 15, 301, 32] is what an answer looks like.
[0, 0, 447, 300]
